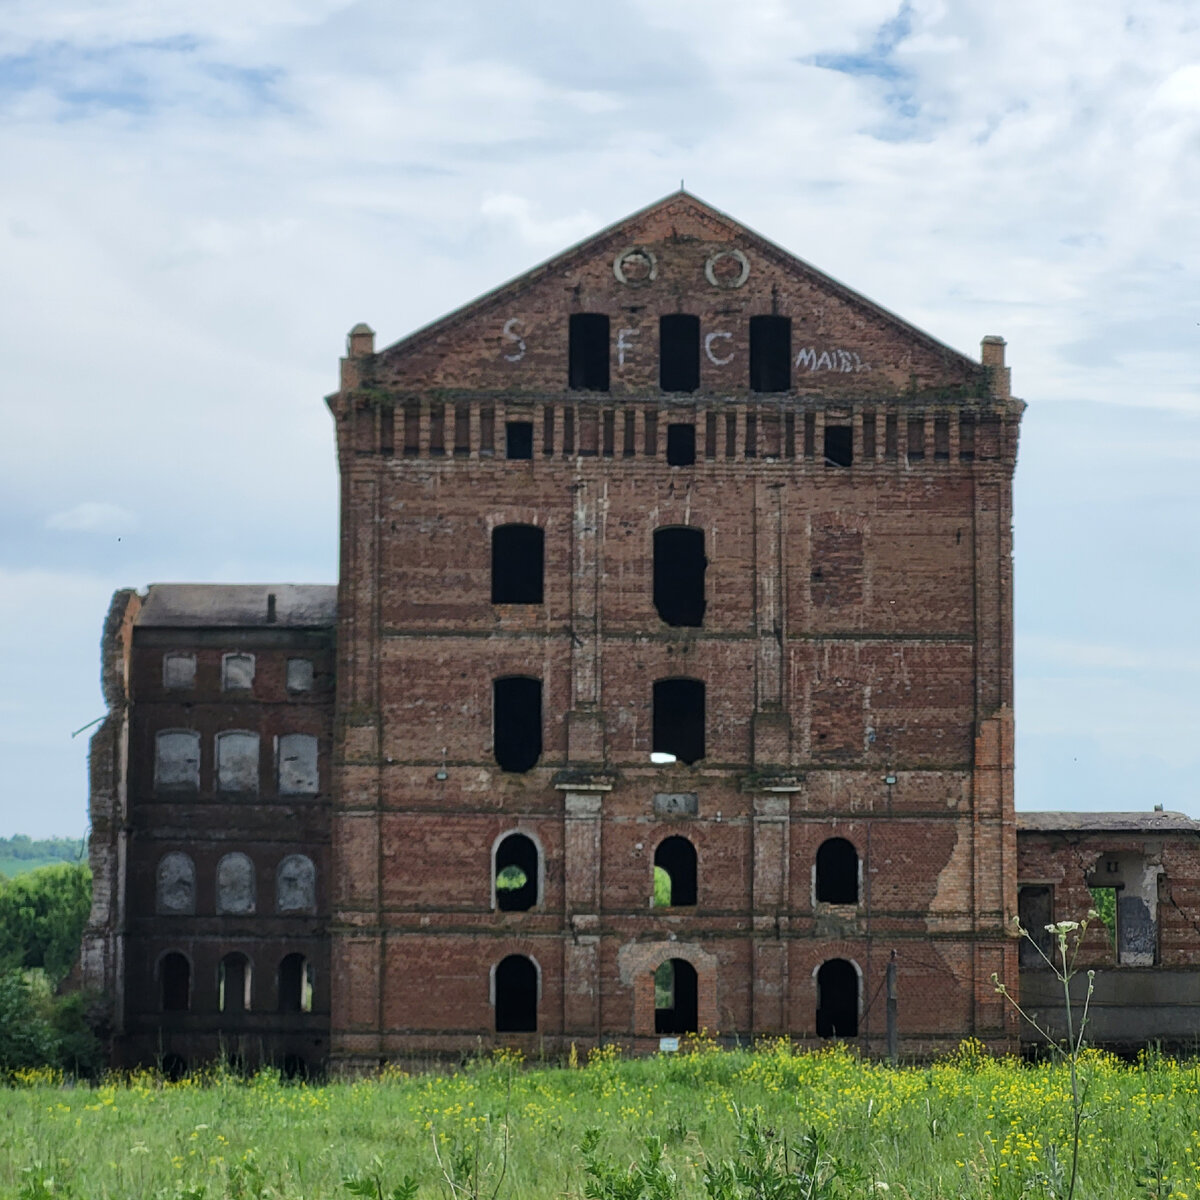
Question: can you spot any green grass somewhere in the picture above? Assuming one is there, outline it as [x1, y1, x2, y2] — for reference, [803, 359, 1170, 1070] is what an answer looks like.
[3, 1041, 1200, 1198]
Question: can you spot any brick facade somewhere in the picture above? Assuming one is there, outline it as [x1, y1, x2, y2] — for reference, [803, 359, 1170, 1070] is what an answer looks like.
[86, 193, 1040, 1069]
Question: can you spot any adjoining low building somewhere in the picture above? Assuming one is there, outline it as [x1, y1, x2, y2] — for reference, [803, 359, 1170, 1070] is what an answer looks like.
[1017, 810, 1200, 1052]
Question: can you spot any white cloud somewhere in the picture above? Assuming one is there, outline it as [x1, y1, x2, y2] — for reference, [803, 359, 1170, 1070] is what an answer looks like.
[46, 502, 137, 533]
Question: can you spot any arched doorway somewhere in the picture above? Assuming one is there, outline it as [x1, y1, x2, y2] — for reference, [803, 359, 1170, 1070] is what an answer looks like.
[653, 958, 698, 1034]
[816, 958, 859, 1037]
[494, 955, 538, 1032]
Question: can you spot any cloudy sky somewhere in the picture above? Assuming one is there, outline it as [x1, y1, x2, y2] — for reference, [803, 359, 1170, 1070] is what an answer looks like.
[2, 0, 1198, 837]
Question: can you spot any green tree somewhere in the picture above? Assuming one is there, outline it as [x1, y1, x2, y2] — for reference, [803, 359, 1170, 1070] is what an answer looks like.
[0, 862, 92, 983]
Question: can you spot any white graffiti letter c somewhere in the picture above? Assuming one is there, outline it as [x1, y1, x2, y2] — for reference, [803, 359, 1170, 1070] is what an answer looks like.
[704, 331, 734, 366]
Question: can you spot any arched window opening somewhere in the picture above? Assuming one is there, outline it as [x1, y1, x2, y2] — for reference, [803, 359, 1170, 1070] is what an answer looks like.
[216, 731, 260, 794]
[653, 836, 697, 907]
[491, 525, 544, 605]
[216, 852, 256, 915]
[815, 838, 859, 904]
[495, 955, 538, 1032]
[654, 959, 698, 1034]
[495, 834, 539, 912]
[156, 852, 196, 915]
[155, 730, 200, 793]
[493, 677, 542, 773]
[276, 854, 317, 913]
[160, 952, 191, 1012]
[278, 953, 313, 1013]
[653, 678, 705, 765]
[816, 959, 858, 1038]
[218, 952, 252, 1014]
[653, 528, 706, 627]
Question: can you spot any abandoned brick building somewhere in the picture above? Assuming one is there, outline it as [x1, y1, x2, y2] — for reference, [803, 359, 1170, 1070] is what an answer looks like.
[82, 193, 1200, 1072]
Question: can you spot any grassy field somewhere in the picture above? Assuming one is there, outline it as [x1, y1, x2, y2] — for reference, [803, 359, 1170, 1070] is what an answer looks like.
[2, 1041, 1198, 1199]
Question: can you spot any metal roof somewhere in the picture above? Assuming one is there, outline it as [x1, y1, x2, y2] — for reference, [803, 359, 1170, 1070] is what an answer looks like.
[136, 584, 336, 628]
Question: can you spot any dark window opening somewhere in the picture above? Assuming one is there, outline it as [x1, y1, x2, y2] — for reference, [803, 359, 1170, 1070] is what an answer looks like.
[660, 315, 700, 392]
[562, 407, 575, 456]
[480, 406, 495, 455]
[603, 410, 615, 456]
[744, 410, 757, 457]
[569, 314, 609, 391]
[803, 412, 816, 459]
[884, 413, 898, 460]
[623, 410, 636, 457]
[219, 952, 251, 1014]
[429, 404, 445, 456]
[934, 416, 950, 461]
[404, 403, 420, 456]
[1018, 885, 1054, 967]
[278, 953, 313, 1013]
[666, 424, 695, 467]
[785, 411, 796, 458]
[542, 407, 554, 457]
[824, 425, 853, 467]
[654, 959, 698, 1035]
[454, 405, 470, 456]
[862, 413, 876, 459]
[653, 678, 705, 765]
[495, 833, 539, 912]
[653, 836, 697, 907]
[280, 1055, 309, 1081]
[816, 958, 858, 1037]
[724, 411, 737, 458]
[815, 838, 859, 904]
[491, 524, 544, 605]
[644, 411, 658, 456]
[380, 407, 394, 458]
[705, 412, 717, 459]
[506, 421, 533, 460]
[160, 952, 190, 1012]
[653, 527, 706, 627]
[907, 417, 925, 461]
[959, 414, 976, 461]
[495, 954, 538, 1032]
[493, 677, 542, 773]
[749, 316, 791, 392]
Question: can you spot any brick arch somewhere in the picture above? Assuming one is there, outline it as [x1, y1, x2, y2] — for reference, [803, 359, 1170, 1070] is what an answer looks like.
[485, 508, 548, 532]
[618, 940, 719, 1036]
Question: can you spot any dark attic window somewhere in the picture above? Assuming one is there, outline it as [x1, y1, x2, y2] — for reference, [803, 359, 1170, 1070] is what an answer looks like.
[660, 314, 700, 392]
[493, 677, 542, 773]
[749, 316, 791, 392]
[653, 527, 706, 627]
[824, 425, 853, 467]
[506, 421, 533, 460]
[569, 314, 610, 391]
[491, 524, 544, 605]
[653, 678, 705, 765]
[666, 423, 696, 467]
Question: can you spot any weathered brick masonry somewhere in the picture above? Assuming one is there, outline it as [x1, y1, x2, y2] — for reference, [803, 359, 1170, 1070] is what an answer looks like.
[86, 192, 1050, 1069]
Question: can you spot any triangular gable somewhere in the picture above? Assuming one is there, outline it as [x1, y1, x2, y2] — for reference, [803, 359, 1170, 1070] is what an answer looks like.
[364, 191, 985, 400]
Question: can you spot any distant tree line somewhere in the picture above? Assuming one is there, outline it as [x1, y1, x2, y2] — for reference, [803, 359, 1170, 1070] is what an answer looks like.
[0, 834, 86, 863]
[0, 862, 105, 1075]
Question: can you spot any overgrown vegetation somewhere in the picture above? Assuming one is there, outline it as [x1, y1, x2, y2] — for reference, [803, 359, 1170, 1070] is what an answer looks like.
[0, 862, 104, 1075]
[4, 1042, 1200, 1198]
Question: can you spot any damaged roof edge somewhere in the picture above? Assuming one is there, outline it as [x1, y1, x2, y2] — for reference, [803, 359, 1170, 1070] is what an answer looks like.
[1018, 810, 1200, 834]
[136, 584, 337, 628]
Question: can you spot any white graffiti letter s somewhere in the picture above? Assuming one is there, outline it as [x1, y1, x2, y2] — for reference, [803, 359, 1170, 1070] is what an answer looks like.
[502, 317, 526, 362]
